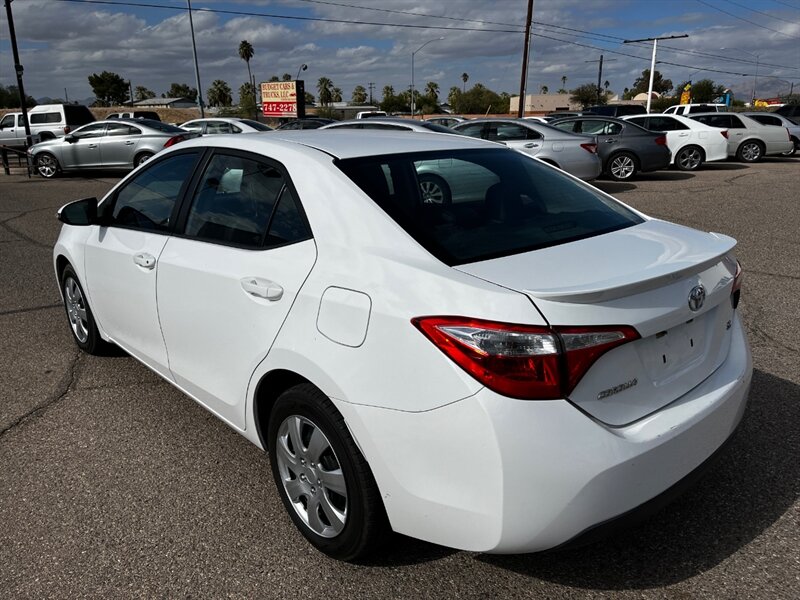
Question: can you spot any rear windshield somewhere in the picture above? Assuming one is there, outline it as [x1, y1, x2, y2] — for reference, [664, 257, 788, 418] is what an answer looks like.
[239, 119, 272, 131]
[336, 149, 642, 265]
[64, 105, 96, 125]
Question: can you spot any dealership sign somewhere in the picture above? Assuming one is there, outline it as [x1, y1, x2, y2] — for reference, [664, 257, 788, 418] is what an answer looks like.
[261, 80, 305, 118]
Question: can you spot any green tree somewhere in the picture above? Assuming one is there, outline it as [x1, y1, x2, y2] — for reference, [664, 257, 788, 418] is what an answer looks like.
[134, 86, 156, 101]
[239, 82, 256, 113]
[0, 84, 36, 108]
[570, 83, 606, 108]
[332, 87, 343, 103]
[425, 81, 439, 100]
[461, 72, 469, 93]
[561, 75, 567, 89]
[456, 83, 504, 114]
[448, 86, 461, 107]
[317, 77, 333, 106]
[540, 85, 549, 94]
[304, 91, 315, 105]
[88, 71, 129, 106]
[352, 85, 368, 104]
[268, 75, 280, 83]
[165, 83, 197, 99]
[238, 41, 254, 83]
[282, 73, 292, 82]
[630, 69, 673, 97]
[676, 78, 725, 103]
[206, 80, 232, 107]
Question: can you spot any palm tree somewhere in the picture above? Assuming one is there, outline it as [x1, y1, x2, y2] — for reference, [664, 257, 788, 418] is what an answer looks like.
[317, 77, 333, 106]
[461, 72, 469, 93]
[207, 79, 232, 107]
[604, 80, 610, 93]
[540, 85, 549, 94]
[425, 81, 439, 100]
[238, 41, 254, 88]
[561, 75, 567, 89]
[332, 87, 343, 103]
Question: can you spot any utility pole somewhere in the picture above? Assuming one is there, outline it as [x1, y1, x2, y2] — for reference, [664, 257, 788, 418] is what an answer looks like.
[585, 54, 616, 105]
[517, 0, 534, 117]
[187, 0, 205, 117]
[623, 34, 688, 113]
[4, 0, 34, 153]
[368, 82, 375, 105]
[129, 80, 134, 107]
[64, 88, 69, 103]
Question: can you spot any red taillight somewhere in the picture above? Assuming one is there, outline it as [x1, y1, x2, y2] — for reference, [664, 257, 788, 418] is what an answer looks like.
[732, 260, 743, 309]
[654, 135, 667, 146]
[720, 130, 729, 139]
[164, 134, 188, 148]
[64, 126, 71, 134]
[580, 142, 598, 154]
[412, 316, 639, 399]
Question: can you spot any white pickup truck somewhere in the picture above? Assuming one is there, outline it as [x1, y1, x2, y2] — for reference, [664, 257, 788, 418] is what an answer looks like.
[0, 104, 96, 148]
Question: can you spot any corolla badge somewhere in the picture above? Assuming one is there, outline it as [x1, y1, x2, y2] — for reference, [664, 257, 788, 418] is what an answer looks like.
[688, 284, 706, 312]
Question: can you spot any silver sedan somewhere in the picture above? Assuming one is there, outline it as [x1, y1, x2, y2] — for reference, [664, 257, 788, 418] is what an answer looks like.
[29, 119, 195, 178]
[452, 119, 602, 180]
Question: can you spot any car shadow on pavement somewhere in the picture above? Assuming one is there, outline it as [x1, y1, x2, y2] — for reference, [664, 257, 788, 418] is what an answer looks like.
[703, 163, 749, 171]
[635, 171, 695, 182]
[475, 368, 799, 589]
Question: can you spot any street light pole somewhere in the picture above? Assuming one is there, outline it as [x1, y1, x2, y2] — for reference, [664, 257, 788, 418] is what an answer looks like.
[624, 34, 689, 113]
[187, 0, 205, 117]
[411, 37, 444, 118]
[296, 64, 307, 80]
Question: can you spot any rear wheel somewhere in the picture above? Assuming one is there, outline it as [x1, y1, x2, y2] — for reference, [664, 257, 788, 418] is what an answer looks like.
[135, 152, 154, 167]
[607, 152, 638, 181]
[736, 140, 763, 163]
[675, 146, 704, 171]
[268, 383, 389, 561]
[418, 173, 452, 205]
[781, 137, 798, 156]
[36, 153, 60, 178]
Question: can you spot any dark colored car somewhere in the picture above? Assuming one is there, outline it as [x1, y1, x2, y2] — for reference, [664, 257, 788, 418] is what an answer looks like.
[550, 116, 671, 181]
[774, 105, 800, 119]
[585, 105, 647, 117]
[276, 118, 335, 130]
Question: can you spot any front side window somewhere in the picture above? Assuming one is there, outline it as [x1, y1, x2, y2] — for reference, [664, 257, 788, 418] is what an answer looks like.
[0, 115, 14, 128]
[106, 123, 141, 137]
[108, 152, 198, 232]
[454, 122, 486, 138]
[337, 148, 642, 265]
[183, 153, 310, 248]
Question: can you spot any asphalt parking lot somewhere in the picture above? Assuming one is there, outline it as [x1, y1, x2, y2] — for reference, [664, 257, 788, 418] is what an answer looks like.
[1, 158, 798, 599]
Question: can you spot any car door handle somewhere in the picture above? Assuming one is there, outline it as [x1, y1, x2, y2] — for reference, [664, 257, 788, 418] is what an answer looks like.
[524, 143, 539, 148]
[678, 133, 689, 137]
[133, 253, 156, 270]
[240, 277, 283, 301]
[124, 141, 135, 145]
[87, 144, 98, 149]
[603, 138, 616, 143]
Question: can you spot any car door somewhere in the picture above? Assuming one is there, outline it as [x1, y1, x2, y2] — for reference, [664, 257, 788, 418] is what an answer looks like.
[100, 122, 142, 167]
[60, 123, 107, 168]
[156, 150, 317, 428]
[83, 150, 202, 376]
[487, 122, 543, 156]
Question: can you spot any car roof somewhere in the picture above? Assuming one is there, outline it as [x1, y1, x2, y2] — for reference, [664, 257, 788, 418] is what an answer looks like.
[175, 129, 498, 159]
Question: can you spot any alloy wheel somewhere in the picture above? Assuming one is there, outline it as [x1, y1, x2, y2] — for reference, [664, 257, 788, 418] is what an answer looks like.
[610, 155, 635, 180]
[37, 154, 57, 178]
[64, 277, 89, 343]
[678, 148, 702, 170]
[741, 142, 761, 162]
[420, 180, 446, 204]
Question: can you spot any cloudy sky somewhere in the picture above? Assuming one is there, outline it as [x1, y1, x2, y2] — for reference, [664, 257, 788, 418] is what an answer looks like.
[1, 0, 799, 104]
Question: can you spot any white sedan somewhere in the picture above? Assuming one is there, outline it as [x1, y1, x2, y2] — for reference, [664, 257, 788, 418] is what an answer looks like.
[53, 131, 752, 560]
[622, 113, 728, 170]
[179, 117, 273, 134]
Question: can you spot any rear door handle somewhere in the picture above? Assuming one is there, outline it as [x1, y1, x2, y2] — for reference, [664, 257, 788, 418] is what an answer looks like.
[524, 143, 539, 148]
[87, 144, 98, 149]
[133, 253, 156, 270]
[124, 141, 135, 145]
[603, 138, 616, 143]
[241, 277, 283, 301]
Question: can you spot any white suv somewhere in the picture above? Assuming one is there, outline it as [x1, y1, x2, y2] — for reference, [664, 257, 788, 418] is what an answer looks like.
[663, 104, 727, 116]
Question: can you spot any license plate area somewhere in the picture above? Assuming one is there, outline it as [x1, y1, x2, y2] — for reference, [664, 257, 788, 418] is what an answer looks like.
[638, 310, 711, 384]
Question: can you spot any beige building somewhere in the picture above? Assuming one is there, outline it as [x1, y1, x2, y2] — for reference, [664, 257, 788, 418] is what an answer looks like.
[509, 93, 580, 115]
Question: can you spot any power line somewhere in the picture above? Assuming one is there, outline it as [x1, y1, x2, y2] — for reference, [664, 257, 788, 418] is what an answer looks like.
[693, 0, 797, 38]
[765, 0, 800, 10]
[719, 0, 800, 23]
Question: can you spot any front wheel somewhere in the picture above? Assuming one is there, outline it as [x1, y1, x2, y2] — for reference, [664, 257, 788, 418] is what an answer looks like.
[268, 383, 389, 561]
[60, 265, 112, 355]
[781, 138, 797, 156]
[36, 153, 60, 178]
[675, 146, 704, 171]
[736, 140, 763, 163]
[607, 152, 638, 181]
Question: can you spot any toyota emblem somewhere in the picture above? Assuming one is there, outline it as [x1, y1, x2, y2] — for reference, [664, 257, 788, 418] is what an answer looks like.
[688, 285, 706, 312]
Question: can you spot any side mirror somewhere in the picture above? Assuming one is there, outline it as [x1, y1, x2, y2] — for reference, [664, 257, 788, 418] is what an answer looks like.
[57, 197, 98, 226]
[65, 134, 76, 143]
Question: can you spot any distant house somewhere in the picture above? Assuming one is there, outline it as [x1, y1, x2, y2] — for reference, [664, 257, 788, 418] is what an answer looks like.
[510, 94, 580, 115]
[133, 97, 197, 109]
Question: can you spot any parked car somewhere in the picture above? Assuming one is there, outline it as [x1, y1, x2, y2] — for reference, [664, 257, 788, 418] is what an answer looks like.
[773, 104, 800, 119]
[424, 116, 468, 128]
[688, 112, 794, 162]
[452, 118, 601, 181]
[355, 110, 388, 119]
[0, 104, 95, 147]
[550, 115, 671, 180]
[663, 104, 727, 116]
[107, 111, 161, 121]
[28, 119, 195, 178]
[546, 111, 581, 118]
[276, 118, 335, 130]
[741, 112, 800, 156]
[320, 118, 457, 133]
[585, 104, 646, 117]
[622, 114, 729, 170]
[180, 117, 273, 134]
[53, 130, 751, 560]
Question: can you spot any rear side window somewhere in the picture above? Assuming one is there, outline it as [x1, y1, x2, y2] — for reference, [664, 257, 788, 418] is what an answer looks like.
[63, 105, 95, 126]
[109, 152, 198, 232]
[579, 120, 622, 135]
[106, 123, 140, 136]
[183, 153, 310, 248]
[30, 112, 60, 124]
[751, 115, 781, 126]
[337, 149, 642, 265]
[648, 116, 689, 131]
[454, 122, 485, 138]
[694, 115, 730, 128]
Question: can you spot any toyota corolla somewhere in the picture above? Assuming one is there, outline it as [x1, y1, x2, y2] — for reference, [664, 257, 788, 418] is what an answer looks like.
[53, 131, 751, 561]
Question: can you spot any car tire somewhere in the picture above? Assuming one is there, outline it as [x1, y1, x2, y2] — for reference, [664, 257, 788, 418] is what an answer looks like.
[268, 383, 390, 561]
[675, 145, 704, 171]
[736, 140, 763, 163]
[418, 173, 452, 205]
[606, 152, 638, 181]
[36, 152, 60, 179]
[60, 265, 112, 355]
[135, 152, 154, 167]
[38, 132, 55, 141]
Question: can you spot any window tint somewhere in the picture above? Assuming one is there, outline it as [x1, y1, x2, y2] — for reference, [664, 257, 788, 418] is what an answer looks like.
[0, 115, 14, 128]
[72, 123, 106, 139]
[626, 116, 648, 128]
[30, 112, 61, 124]
[106, 123, 140, 136]
[648, 116, 689, 131]
[694, 115, 730, 128]
[552, 121, 577, 133]
[751, 115, 781, 127]
[110, 152, 198, 232]
[579, 120, 621, 135]
[729, 116, 746, 129]
[64, 105, 96, 125]
[184, 153, 309, 248]
[239, 119, 272, 131]
[454, 122, 485, 138]
[337, 149, 642, 265]
[489, 123, 539, 141]
[181, 122, 204, 133]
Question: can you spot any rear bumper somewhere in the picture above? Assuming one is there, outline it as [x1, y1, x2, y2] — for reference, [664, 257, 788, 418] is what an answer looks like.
[336, 317, 752, 553]
[639, 146, 672, 172]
